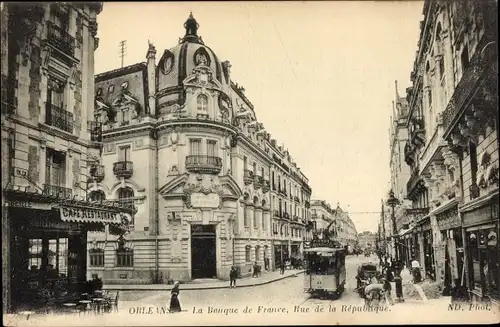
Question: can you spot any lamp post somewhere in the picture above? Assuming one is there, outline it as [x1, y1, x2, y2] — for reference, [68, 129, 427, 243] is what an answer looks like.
[386, 189, 404, 302]
[386, 189, 400, 261]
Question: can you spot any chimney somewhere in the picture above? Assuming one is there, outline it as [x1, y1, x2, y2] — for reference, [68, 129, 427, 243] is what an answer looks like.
[146, 41, 157, 116]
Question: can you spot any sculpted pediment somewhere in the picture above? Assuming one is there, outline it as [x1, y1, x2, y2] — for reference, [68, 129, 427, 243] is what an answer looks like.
[158, 173, 242, 200]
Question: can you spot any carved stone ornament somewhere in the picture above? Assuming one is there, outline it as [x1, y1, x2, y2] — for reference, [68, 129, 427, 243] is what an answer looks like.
[193, 47, 211, 67]
[183, 174, 224, 209]
[168, 165, 180, 176]
[161, 50, 175, 75]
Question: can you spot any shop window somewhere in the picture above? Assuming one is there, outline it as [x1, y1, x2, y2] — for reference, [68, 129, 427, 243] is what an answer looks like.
[89, 248, 105, 267]
[245, 245, 251, 262]
[29, 239, 43, 269]
[255, 246, 260, 262]
[116, 247, 134, 267]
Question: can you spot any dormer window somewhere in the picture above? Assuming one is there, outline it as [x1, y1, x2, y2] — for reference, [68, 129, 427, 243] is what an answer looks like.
[121, 81, 129, 90]
[197, 94, 208, 112]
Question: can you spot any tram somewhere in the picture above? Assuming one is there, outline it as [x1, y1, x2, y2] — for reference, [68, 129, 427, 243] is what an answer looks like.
[303, 238, 346, 299]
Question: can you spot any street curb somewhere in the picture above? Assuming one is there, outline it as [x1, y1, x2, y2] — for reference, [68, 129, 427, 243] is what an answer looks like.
[103, 271, 305, 292]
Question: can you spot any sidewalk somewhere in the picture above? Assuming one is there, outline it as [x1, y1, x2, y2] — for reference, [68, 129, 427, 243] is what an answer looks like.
[103, 269, 305, 291]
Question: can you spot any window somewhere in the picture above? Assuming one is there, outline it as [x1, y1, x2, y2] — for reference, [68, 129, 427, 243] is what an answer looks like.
[46, 82, 72, 132]
[245, 245, 251, 262]
[117, 187, 135, 224]
[51, 6, 69, 30]
[261, 167, 265, 177]
[469, 141, 478, 185]
[189, 139, 202, 155]
[255, 246, 260, 262]
[118, 145, 131, 162]
[45, 148, 66, 188]
[28, 239, 43, 268]
[252, 162, 257, 175]
[253, 197, 258, 228]
[108, 85, 115, 93]
[207, 140, 217, 157]
[244, 206, 250, 227]
[89, 248, 104, 267]
[197, 94, 208, 112]
[116, 247, 133, 267]
[461, 45, 470, 72]
[121, 81, 129, 90]
[89, 190, 106, 202]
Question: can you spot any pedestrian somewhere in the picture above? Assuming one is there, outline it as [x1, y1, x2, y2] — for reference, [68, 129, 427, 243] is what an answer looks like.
[229, 266, 237, 288]
[364, 282, 384, 306]
[280, 260, 285, 275]
[381, 278, 394, 305]
[411, 257, 421, 283]
[169, 281, 181, 313]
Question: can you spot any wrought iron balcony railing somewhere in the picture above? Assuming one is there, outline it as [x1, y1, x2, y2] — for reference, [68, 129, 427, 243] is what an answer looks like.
[43, 184, 72, 198]
[46, 104, 73, 133]
[113, 161, 133, 179]
[185, 155, 222, 175]
[46, 21, 75, 57]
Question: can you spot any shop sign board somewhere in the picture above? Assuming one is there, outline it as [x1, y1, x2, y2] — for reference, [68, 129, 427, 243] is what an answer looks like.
[60, 205, 132, 225]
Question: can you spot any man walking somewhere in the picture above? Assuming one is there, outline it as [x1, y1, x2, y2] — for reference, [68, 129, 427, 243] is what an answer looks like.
[280, 260, 285, 275]
[229, 266, 237, 288]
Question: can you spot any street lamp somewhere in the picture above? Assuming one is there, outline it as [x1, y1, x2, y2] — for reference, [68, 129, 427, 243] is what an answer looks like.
[386, 189, 400, 261]
[386, 189, 404, 302]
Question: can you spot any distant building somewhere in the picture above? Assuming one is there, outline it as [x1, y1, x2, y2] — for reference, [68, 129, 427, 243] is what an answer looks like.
[358, 231, 377, 250]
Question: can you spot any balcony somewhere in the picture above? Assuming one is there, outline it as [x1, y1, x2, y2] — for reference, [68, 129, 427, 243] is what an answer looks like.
[46, 21, 75, 58]
[43, 184, 72, 198]
[113, 161, 134, 179]
[406, 168, 425, 199]
[46, 104, 73, 133]
[253, 175, 263, 189]
[469, 183, 480, 200]
[244, 170, 254, 185]
[185, 155, 222, 175]
[442, 30, 497, 140]
[262, 180, 270, 193]
[90, 165, 105, 183]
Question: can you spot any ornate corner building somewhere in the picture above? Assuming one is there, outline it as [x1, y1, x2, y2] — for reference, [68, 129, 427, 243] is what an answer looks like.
[385, 0, 498, 303]
[86, 14, 313, 283]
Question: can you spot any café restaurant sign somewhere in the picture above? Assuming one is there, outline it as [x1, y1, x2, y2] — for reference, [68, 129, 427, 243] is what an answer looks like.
[60, 205, 131, 225]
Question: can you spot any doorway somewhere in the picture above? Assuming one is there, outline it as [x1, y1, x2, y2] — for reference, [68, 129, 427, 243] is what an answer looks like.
[191, 224, 216, 279]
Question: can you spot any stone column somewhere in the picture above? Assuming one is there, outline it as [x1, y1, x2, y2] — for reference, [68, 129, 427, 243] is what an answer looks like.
[418, 235, 426, 277]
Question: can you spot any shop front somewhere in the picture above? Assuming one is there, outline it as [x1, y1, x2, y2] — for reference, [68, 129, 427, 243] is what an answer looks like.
[434, 202, 464, 291]
[414, 216, 435, 280]
[4, 189, 132, 313]
[462, 193, 499, 303]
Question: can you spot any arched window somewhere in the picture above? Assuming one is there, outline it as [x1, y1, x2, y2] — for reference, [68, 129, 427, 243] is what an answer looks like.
[255, 245, 260, 262]
[244, 203, 250, 228]
[117, 187, 135, 224]
[197, 94, 208, 112]
[89, 190, 106, 202]
[253, 196, 259, 228]
[245, 245, 251, 262]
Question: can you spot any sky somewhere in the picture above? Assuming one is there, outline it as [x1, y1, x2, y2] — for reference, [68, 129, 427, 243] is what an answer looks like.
[94, 1, 424, 234]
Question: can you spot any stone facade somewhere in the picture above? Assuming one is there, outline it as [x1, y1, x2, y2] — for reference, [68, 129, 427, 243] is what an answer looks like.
[310, 200, 358, 247]
[384, 0, 498, 302]
[1, 2, 102, 312]
[86, 14, 312, 284]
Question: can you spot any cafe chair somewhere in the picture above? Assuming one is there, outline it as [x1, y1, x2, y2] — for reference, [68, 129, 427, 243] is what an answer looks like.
[18, 311, 35, 320]
[108, 291, 119, 313]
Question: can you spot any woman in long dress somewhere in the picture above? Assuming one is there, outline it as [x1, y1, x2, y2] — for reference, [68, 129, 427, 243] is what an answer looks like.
[169, 281, 181, 313]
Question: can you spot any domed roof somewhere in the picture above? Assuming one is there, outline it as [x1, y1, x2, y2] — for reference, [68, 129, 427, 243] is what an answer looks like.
[157, 13, 230, 90]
